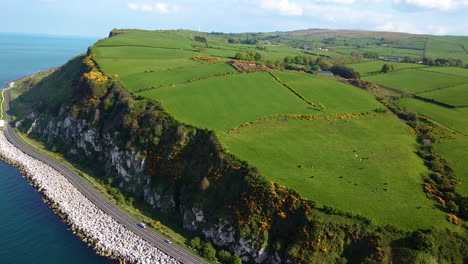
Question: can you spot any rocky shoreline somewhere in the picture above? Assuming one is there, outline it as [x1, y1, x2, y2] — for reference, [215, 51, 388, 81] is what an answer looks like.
[0, 132, 180, 264]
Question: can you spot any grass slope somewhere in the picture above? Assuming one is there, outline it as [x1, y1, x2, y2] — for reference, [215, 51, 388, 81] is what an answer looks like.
[418, 67, 468, 78]
[97, 29, 197, 50]
[138, 72, 319, 131]
[365, 69, 468, 94]
[418, 83, 468, 106]
[397, 98, 468, 196]
[120, 63, 237, 92]
[426, 38, 468, 63]
[397, 98, 468, 134]
[97, 59, 199, 77]
[435, 135, 468, 196]
[94, 46, 197, 60]
[221, 115, 451, 230]
[10, 56, 83, 119]
[274, 70, 382, 113]
[346, 61, 426, 76]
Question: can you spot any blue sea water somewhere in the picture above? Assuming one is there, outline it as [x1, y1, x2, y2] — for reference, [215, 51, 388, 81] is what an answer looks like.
[0, 33, 95, 87]
[0, 33, 115, 263]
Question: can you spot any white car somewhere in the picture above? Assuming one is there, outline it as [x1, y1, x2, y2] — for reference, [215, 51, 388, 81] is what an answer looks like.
[164, 239, 172, 244]
[137, 222, 146, 228]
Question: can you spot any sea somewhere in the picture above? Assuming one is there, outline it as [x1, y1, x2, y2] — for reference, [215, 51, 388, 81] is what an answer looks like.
[0, 32, 115, 264]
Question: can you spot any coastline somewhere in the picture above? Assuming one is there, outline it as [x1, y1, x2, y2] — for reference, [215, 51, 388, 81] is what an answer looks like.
[0, 131, 180, 264]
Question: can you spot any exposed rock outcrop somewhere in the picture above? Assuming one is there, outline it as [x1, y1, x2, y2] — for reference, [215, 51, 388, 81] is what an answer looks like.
[20, 112, 263, 262]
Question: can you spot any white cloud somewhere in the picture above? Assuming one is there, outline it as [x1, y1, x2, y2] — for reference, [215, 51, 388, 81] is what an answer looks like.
[127, 2, 181, 14]
[141, 4, 153, 11]
[315, 0, 356, 3]
[376, 20, 453, 35]
[303, 4, 391, 25]
[257, 0, 304, 16]
[128, 2, 138, 10]
[155, 3, 169, 13]
[393, 0, 468, 11]
[395, 0, 454, 10]
[426, 25, 448, 35]
[375, 21, 423, 34]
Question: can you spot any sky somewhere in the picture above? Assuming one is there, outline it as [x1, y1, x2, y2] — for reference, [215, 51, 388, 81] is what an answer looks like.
[1, 0, 467, 38]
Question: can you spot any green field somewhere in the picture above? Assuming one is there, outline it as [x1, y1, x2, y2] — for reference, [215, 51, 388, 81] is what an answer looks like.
[435, 135, 468, 196]
[119, 63, 237, 92]
[274, 70, 381, 113]
[347, 60, 426, 76]
[418, 83, 468, 106]
[391, 37, 427, 50]
[418, 66, 468, 77]
[97, 59, 199, 77]
[88, 29, 468, 233]
[360, 46, 424, 57]
[364, 69, 468, 94]
[397, 97, 468, 134]
[138, 72, 319, 131]
[93, 46, 198, 60]
[96, 29, 197, 50]
[221, 115, 451, 230]
[397, 97, 468, 196]
[426, 38, 468, 63]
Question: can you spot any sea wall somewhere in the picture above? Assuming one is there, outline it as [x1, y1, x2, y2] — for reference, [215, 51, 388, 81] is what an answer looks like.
[0, 132, 179, 264]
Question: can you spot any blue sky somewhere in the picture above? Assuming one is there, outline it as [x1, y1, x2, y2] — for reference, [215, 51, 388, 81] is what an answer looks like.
[1, 0, 467, 38]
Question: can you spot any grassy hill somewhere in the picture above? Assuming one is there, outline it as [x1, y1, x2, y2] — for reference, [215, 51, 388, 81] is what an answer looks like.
[11, 28, 468, 263]
[221, 114, 451, 230]
[89, 29, 468, 231]
[139, 72, 317, 131]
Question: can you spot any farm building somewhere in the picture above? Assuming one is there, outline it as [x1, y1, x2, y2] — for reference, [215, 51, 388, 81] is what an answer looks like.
[310, 71, 334, 76]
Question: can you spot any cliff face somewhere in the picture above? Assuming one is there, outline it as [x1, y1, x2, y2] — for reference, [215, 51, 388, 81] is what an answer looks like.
[14, 55, 272, 262]
[26, 113, 264, 259]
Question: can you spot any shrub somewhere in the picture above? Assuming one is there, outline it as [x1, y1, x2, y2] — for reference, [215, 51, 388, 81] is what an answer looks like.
[217, 250, 233, 264]
[330, 65, 360, 79]
[410, 230, 434, 251]
[194, 36, 207, 43]
[231, 254, 242, 264]
[381, 64, 390, 73]
[189, 237, 202, 250]
[201, 242, 217, 262]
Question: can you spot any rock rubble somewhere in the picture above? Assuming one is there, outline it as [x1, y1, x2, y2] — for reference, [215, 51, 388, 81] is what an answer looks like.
[0, 132, 180, 264]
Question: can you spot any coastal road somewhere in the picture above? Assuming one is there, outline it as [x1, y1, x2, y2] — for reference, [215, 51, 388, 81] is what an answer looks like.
[4, 91, 208, 264]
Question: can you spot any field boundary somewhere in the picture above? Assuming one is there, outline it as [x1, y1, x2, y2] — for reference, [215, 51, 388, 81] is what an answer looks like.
[226, 111, 377, 134]
[423, 39, 429, 58]
[460, 44, 468, 55]
[358, 66, 429, 77]
[134, 71, 240, 93]
[94, 44, 199, 53]
[412, 80, 468, 95]
[416, 67, 468, 78]
[411, 94, 468, 109]
[268, 71, 323, 111]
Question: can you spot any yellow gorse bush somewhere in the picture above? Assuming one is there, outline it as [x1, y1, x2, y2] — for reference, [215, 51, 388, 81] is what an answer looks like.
[191, 55, 223, 63]
[83, 54, 95, 68]
[83, 69, 109, 82]
[81, 54, 109, 83]
[447, 214, 461, 226]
